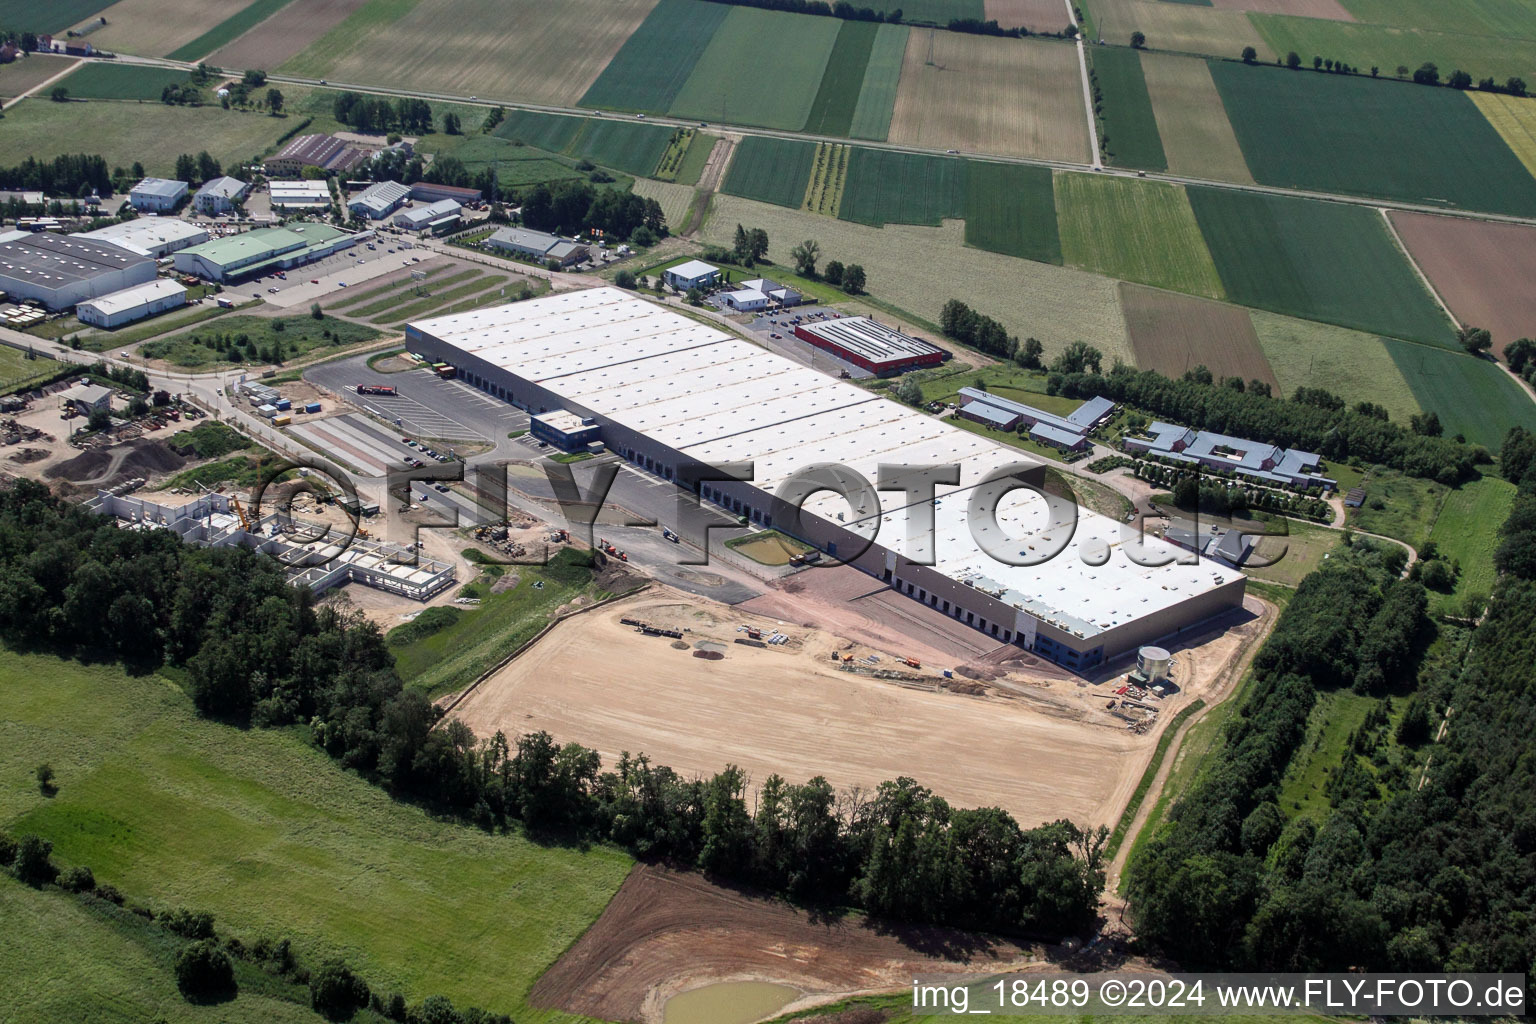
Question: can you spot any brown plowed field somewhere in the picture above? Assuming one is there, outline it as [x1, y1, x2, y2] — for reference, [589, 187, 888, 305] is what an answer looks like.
[1209, 0, 1353, 18]
[1121, 282, 1278, 388]
[209, 0, 372, 69]
[88, 0, 252, 58]
[1388, 211, 1536, 357]
[888, 31, 1090, 163]
[983, 0, 1073, 32]
[530, 864, 1037, 1023]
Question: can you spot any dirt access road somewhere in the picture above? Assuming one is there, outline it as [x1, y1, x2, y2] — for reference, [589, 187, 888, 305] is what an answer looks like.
[452, 588, 1265, 829]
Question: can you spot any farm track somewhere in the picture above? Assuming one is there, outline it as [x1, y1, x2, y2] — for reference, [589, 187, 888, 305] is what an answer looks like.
[91, 52, 1536, 231]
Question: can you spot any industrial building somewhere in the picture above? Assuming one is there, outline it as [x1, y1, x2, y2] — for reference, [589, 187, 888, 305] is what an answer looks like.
[1124, 423, 1336, 490]
[487, 226, 588, 266]
[173, 223, 364, 282]
[77, 217, 208, 258]
[193, 176, 249, 214]
[406, 289, 1245, 670]
[59, 382, 112, 415]
[796, 316, 947, 376]
[264, 134, 366, 177]
[720, 277, 802, 312]
[663, 260, 721, 292]
[89, 491, 456, 601]
[0, 232, 157, 310]
[128, 178, 188, 212]
[393, 199, 461, 232]
[268, 180, 333, 209]
[75, 278, 186, 328]
[409, 181, 481, 205]
[956, 389, 1114, 451]
[530, 409, 601, 450]
[348, 180, 411, 220]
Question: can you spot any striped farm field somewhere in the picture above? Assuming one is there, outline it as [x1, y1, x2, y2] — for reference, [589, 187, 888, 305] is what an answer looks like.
[54, 62, 189, 100]
[1209, 60, 1536, 217]
[1389, 211, 1536, 358]
[668, 7, 842, 130]
[1091, 47, 1166, 171]
[1090, 0, 1273, 58]
[632, 179, 696, 229]
[575, 119, 675, 177]
[1250, 310, 1422, 425]
[1471, 92, 1536, 180]
[284, 0, 657, 107]
[888, 31, 1091, 162]
[1211, 0, 1353, 15]
[1250, 15, 1536, 85]
[1340, 0, 1536, 37]
[1056, 173, 1224, 299]
[579, 0, 726, 112]
[857, 0, 982, 24]
[802, 143, 850, 216]
[208, 0, 373, 70]
[1140, 53, 1252, 182]
[1121, 283, 1277, 386]
[166, 0, 295, 60]
[838, 148, 964, 226]
[493, 109, 585, 152]
[985, 0, 1077, 31]
[848, 23, 909, 140]
[720, 136, 817, 208]
[1188, 186, 1456, 347]
[87, 0, 251, 58]
[963, 161, 1061, 264]
[1384, 340, 1536, 449]
[0, 0, 109, 33]
[805, 20, 880, 136]
[704, 193, 1134, 363]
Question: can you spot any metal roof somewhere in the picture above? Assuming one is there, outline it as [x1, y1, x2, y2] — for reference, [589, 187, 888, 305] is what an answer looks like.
[76, 278, 185, 315]
[195, 176, 247, 200]
[410, 289, 1242, 639]
[0, 233, 153, 286]
[178, 223, 350, 267]
[798, 316, 944, 365]
[395, 199, 461, 226]
[78, 217, 208, 255]
[130, 177, 187, 199]
[666, 259, 719, 281]
[349, 179, 411, 216]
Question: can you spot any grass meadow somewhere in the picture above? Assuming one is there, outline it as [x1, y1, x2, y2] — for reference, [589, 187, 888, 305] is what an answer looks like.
[1250, 13, 1536, 86]
[1208, 60, 1536, 217]
[962, 160, 1061, 264]
[1056, 174, 1224, 298]
[838, 148, 965, 226]
[720, 136, 818, 207]
[668, 6, 842, 130]
[579, 0, 728, 112]
[848, 23, 909, 140]
[1426, 472, 1517, 607]
[1187, 186, 1455, 347]
[1470, 92, 1536, 179]
[142, 315, 379, 369]
[1091, 47, 1167, 171]
[54, 62, 189, 100]
[1089, 0, 1273, 58]
[0, 651, 631, 1019]
[0, 347, 61, 395]
[1249, 310, 1421, 424]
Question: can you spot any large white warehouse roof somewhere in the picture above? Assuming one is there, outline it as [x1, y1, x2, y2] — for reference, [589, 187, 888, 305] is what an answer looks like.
[410, 289, 1242, 641]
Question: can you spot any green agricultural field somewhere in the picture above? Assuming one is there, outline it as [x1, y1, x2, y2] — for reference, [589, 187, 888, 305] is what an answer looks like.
[856, 0, 982, 25]
[1091, 47, 1167, 171]
[848, 23, 909, 140]
[580, 0, 730, 113]
[1249, 310, 1421, 425]
[1342, 0, 1536, 39]
[53, 62, 190, 101]
[142, 315, 380, 369]
[1427, 472, 1517, 605]
[443, 134, 589, 189]
[575, 118, 675, 177]
[674, 131, 716, 185]
[1251, 14, 1536, 86]
[492, 108, 586, 152]
[1187, 186, 1456, 347]
[837, 148, 965, 226]
[0, 0, 108, 33]
[1383, 339, 1536, 449]
[720, 136, 818, 208]
[0, 651, 632, 1017]
[1208, 61, 1536, 217]
[0, 100, 295, 177]
[1056, 173, 1223, 298]
[805, 20, 879, 137]
[668, 6, 842, 130]
[165, 0, 295, 61]
[962, 161, 1061, 264]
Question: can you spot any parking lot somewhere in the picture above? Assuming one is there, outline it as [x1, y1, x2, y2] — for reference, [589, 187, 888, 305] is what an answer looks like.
[306, 353, 524, 443]
[735, 306, 876, 380]
[240, 235, 434, 310]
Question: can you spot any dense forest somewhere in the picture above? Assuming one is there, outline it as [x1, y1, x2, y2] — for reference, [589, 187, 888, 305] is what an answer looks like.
[0, 154, 113, 198]
[0, 480, 1103, 938]
[1127, 434, 1536, 1000]
[1050, 364, 1485, 484]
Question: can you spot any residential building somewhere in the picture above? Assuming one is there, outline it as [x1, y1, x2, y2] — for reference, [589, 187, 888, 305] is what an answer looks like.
[1124, 423, 1336, 489]
[955, 388, 1113, 451]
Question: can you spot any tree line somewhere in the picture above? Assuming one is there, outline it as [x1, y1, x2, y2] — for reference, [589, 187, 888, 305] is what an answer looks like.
[332, 92, 434, 134]
[691, 0, 1077, 35]
[0, 154, 113, 198]
[0, 481, 1104, 939]
[519, 180, 667, 244]
[1128, 434, 1536, 1002]
[1048, 363, 1484, 483]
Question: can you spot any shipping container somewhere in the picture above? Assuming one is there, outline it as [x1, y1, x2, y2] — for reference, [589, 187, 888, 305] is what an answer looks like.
[275, 399, 292, 411]
[304, 402, 321, 414]
[272, 414, 292, 427]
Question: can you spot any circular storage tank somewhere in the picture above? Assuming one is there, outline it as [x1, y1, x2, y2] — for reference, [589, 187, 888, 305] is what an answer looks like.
[1137, 645, 1172, 683]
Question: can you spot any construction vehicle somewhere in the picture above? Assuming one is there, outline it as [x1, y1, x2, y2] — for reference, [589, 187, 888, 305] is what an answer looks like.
[231, 497, 253, 532]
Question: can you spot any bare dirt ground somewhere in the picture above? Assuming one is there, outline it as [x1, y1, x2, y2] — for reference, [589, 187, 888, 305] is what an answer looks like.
[1388, 210, 1536, 357]
[209, 0, 373, 68]
[983, 0, 1074, 32]
[452, 585, 1269, 830]
[532, 864, 1050, 1024]
[1119, 282, 1279, 388]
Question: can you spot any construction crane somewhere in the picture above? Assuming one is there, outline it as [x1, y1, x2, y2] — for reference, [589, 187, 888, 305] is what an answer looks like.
[230, 496, 253, 533]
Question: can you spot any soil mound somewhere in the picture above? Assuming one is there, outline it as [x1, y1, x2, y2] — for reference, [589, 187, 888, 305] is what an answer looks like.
[46, 438, 186, 488]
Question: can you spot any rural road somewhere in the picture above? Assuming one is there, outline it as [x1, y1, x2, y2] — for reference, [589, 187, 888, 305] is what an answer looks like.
[91, 51, 1536, 232]
[1066, 0, 1102, 170]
